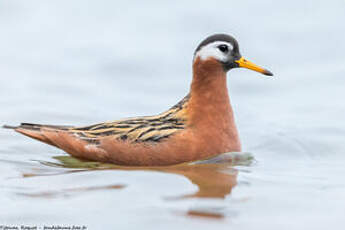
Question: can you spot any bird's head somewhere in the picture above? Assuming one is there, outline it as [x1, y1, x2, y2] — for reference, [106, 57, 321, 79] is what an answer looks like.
[193, 34, 273, 76]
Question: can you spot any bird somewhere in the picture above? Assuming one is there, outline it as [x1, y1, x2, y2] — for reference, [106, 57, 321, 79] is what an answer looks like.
[4, 34, 273, 166]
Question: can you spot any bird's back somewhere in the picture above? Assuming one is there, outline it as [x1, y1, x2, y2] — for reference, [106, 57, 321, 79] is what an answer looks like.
[5, 95, 190, 148]
[70, 94, 190, 144]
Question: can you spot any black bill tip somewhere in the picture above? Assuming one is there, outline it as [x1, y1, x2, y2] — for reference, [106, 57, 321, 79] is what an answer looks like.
[263, 70, 274, 76]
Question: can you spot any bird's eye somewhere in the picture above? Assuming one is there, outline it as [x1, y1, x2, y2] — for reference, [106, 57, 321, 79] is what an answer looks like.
[218, 45, 229, 53]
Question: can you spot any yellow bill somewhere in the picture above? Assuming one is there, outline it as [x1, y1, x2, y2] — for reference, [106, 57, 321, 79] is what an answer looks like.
[235, 57, 273, 76]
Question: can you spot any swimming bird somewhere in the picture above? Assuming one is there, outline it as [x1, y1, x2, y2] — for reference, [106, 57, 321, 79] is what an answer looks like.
[4, 34, 273, 166]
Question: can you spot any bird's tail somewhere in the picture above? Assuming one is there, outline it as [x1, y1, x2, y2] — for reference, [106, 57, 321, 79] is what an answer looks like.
[4, 123, 70, 130]
[3, 124, 18, 129]
[3, 123, 71, 146]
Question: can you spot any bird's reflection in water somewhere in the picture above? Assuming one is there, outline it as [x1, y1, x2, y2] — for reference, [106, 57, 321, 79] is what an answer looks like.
[25, 152, 253, 219]
[161, 162, 238, 219]
[162, 163, 238, 199]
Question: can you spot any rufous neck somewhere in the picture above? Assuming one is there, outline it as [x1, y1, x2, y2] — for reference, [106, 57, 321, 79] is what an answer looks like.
[187, 58, 240, 146]
[188, 58, 232, 122]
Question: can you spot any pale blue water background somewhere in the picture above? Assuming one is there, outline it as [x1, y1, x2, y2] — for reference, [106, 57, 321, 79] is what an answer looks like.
[1, 1, 345, 229]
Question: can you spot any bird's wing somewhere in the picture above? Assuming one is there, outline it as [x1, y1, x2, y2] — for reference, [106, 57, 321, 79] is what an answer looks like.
[73, 108, 189, 144]
[5, 94, 190, 145]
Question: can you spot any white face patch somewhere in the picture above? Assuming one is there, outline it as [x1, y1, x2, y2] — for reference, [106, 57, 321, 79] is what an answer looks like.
[194, 41, 233, 62]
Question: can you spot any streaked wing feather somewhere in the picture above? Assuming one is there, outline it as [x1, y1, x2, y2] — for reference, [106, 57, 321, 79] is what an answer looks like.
[69, 94, 190, 143]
